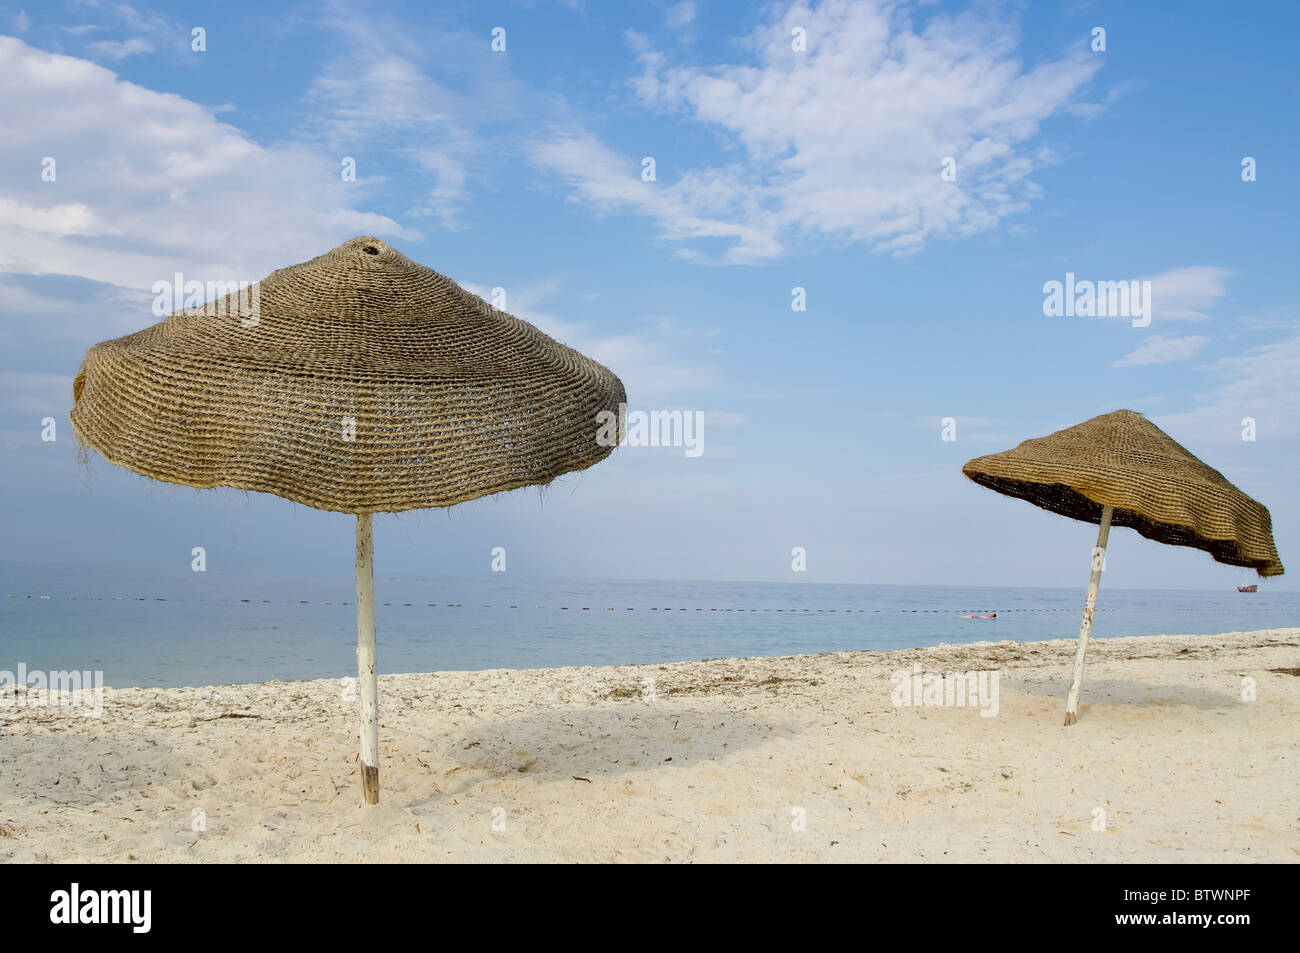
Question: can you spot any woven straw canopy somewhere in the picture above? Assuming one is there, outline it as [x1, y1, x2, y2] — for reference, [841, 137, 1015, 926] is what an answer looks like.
[70, 236, 626, 513]
[962, 409, 1283, 577]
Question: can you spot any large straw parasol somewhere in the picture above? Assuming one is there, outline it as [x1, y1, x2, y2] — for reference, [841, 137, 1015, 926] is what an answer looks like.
[962, 409, 1283, 725]
[71, 236, 626, 803]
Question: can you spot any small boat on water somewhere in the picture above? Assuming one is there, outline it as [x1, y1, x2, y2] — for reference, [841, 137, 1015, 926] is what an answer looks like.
[1238, 584, 1258, 593]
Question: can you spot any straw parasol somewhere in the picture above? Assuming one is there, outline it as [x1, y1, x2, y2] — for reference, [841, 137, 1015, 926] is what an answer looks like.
[71, 236, 626, 803]
[962, 409, 1283, 725]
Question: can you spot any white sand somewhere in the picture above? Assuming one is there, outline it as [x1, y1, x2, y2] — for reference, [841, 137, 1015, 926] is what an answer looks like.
[2, 629, 1298, 863]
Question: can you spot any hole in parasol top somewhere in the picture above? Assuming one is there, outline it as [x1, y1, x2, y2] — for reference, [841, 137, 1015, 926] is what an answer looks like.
[362, 245, 380, 255]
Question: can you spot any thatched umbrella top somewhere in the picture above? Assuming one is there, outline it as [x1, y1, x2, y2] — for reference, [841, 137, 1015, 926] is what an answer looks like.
[70, 236, 626, 514]
[962, 409, 1283, 577]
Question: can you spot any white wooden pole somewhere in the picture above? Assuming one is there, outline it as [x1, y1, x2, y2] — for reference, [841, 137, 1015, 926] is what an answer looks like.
[355, 512, 379, 804]
[1064, 504, 1113, 726]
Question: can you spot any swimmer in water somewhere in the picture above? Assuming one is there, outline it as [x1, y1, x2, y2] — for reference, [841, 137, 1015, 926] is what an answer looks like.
[959, 612, 998, 619]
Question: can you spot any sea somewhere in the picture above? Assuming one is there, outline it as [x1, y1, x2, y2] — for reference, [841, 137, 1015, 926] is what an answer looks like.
[1, 561, 1296, 689]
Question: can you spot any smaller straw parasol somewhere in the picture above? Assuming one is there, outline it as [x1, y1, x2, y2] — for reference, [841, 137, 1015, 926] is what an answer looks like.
[962, 409, 1283, 725]
[71, 236, 626, 803]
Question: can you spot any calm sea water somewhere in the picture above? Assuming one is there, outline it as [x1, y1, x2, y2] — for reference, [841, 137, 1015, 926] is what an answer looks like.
[1, 561, 1296, 688]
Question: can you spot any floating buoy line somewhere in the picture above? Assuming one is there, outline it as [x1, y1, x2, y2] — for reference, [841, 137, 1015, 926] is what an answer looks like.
[4, 593, 1268, 613]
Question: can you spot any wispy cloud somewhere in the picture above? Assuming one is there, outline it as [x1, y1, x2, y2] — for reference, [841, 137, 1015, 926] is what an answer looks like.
[665, 2, 696, 29]
[1113, 333, 1209, 367]
[1144, 266, 1233, 321]
[299, 3, 527, 229]
[458, 278, 721, 406]
[66, 1, 181, 63]
[532, 131, 786, 261]
[0, 197, 102, 237]
[89, 36, 153, 59]
[1155, 331, 1300, 443]
[533, 0, 1102, 263]
[0, 35, 410, 291]
[1065, 77, 1145, 118]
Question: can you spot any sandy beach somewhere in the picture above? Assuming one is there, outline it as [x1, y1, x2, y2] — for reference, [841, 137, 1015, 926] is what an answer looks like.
[2, 628, 1297, 863]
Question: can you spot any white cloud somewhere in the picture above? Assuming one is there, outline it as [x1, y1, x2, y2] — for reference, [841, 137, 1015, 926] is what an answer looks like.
[0, 36, 412, 292]
[1040, 265, 1231, 324]
[299, 5, 525, 229]
[0, 197, 102, 237]
[14, 10, 30, 33]
[1144, 266, 1232, 321]
[458, 279, 719, 404]
[64, 2, 182, 65]
[1155, 331, 1300, 443]
[89, 37, 154, 59]
[1113, 334, 1209, 367]
[666, 2, 696, 28]
[532, 132, 786, 261]
[1065, 78, 1145, 119]
[533, 0, 1101, 263]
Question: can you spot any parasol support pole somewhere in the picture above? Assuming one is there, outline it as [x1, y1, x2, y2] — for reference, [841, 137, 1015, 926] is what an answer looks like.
[355, 512, 380, 804]
[1064, 505, 1113, 726]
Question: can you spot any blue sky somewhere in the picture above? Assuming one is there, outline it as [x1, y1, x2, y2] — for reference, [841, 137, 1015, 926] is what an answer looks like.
[1, 0, 1297, 589]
